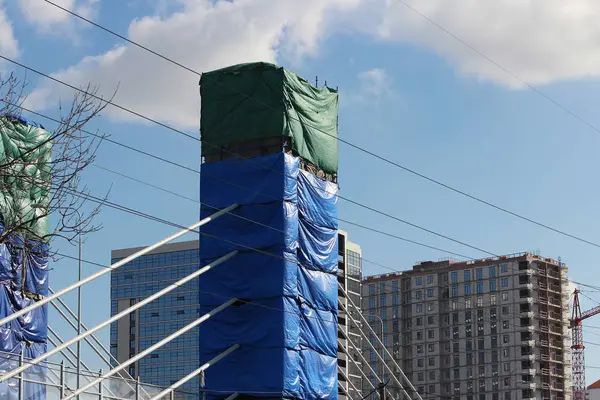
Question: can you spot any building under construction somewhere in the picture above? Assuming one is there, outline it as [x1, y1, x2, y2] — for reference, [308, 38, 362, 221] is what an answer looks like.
[362, 253, 572, 400]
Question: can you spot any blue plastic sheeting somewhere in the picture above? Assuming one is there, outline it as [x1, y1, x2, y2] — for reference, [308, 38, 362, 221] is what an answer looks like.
[0, 223, 48, 399]
[3, 114, 45, 129]
[199, 152, 338, 399]
[199, 250, 298, 303]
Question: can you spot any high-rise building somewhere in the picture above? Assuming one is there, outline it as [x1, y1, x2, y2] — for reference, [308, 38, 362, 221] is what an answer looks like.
[110, 240, 201, 398]
[110, 231, 363, 398]
[338, 230, 363, 399]
[361, 253, 571, 400]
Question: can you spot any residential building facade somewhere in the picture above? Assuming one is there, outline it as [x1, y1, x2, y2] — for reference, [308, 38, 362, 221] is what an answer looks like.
[362, 253, 571, 400]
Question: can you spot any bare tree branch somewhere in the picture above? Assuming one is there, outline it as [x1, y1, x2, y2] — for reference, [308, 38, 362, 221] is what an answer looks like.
[0, 73, 113, 247]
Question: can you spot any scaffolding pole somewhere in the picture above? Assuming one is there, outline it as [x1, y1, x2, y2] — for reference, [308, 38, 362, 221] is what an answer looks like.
[64, 299, 238, 400]
[149, 344, 240, 400]
[0, 251, 237, 383]
[0, 204, 238, 328]
[339, 302, 410, 400]
[49, 289, 149, 398]
[224, 393, 239, 400]
[339, 368, 361, 400]
[50, 296, 148, 399]
[340, 287, 422, 400]
[339, 328, 393, 399]
[338, 338, 387, 399]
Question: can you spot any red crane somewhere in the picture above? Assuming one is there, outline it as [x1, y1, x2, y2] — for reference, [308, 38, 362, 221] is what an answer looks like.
[571, 289, 600, 400]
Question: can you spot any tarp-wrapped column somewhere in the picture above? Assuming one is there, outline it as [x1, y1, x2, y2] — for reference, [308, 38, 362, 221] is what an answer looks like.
[0, 116, 51, 400]
[199, 153, 338, 399]
[199, 62, 340, 400]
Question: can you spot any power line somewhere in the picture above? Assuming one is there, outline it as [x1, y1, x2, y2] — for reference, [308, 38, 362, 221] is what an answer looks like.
[1, 99, 481, 261]
[0, 69, 492, 259]
[38, 0, 600, 251]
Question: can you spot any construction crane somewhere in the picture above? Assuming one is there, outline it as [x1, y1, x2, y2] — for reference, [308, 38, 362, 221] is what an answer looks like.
[571, 289, 600, 400]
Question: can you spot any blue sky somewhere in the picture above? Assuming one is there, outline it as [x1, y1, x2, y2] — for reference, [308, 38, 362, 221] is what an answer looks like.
[3, 0, 600, 385]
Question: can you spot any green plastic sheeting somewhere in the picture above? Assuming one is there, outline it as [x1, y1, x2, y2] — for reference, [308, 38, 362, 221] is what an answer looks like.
[200, 62, 339, 174]
[0, 116, 52, 240]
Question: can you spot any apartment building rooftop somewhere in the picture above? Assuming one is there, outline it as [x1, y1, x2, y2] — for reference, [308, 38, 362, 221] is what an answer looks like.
[363, 252, 567, 282]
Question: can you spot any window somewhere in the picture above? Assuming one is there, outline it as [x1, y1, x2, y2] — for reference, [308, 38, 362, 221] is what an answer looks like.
[489, 280, 497, 292]
[476, 268, 483, 280]
[451, 272, 458, 283]
[428, 343, 435, 352]
[478, 338, 484, 350]
[465, 283, 472, 296]
[393, 294, 399, 306]
[501, 263, 508, 273]
[380, 309, 386, 320]
[428, 330, 435, 339]
[392, 280, 399, 292]
[466, 339, 473, 351]
[503, 363, 510, 372]
[453, 313, 460, 325]
[476, 283, 483, 294]
[417, 358, 424, 367]
[428, 316, 435, 325]
[416, 317, 423, 326]
[417, 331, 424, 340]
[501, 278, 509, 288]
[415, 277, 423, 286]
[464, 270, 471, 281]
[503, 335, 510, 344]
[427, 288, 434, 298]
[503, 320, 509, 329]
[502, 348, 510, 358]
[416, 304, 423, 313]
[417, 345, 424, 354]
[465, 297, 472, 309]
[452, 300, 458, 310]
[502, 291, 509, 301]
[477, 296, 483, 307]
[429, 371, 436, 380]
[478, 352, 485, 364]
[380, 282, 385, 293]
[427, 275, 434, 284]
[503, 377, 511, 387]
[452, 286, 459, 297]
[369, 298, 375, 309]
[415, 290, 423, 300]
[489, 266, 496, 278]
[417, 372, 424, 382]
[502, 305, 510, 315]
[380, 295, 387, 307]
[428, 302, 435, 312]
[453, 327, 459, 339]
[369, 285, 376, 295]
[490, 294, 497, 305]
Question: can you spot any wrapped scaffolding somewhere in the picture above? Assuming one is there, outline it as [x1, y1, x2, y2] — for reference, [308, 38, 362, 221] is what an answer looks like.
[0, 116, 51, 400]
[199, 63, 339, 399]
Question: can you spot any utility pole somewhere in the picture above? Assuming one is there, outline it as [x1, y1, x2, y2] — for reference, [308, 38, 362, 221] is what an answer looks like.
[377, 382, 387, 400]
[76, 210, 82, 400]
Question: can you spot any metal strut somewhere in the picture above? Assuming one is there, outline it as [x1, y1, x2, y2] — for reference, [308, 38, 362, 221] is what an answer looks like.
[0, 251, 238, 384]
[0, 204, 238, 328]
[63, 299, 238, 400]
[149, 344, 240, 400]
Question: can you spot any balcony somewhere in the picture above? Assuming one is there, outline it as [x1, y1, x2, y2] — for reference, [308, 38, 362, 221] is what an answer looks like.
[522, 382, 537, 390]
[521, 340, 536, 347]
[523, 368, 537, 376]
[521, 311, 535, 318]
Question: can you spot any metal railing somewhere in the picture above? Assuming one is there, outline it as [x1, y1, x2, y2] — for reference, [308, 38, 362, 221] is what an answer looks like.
[0, 350, 199, 400]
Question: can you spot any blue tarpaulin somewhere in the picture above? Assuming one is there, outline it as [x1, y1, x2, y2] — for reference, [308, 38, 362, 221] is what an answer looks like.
[0, 223, 48, 400]
[199, 152, 338, 399]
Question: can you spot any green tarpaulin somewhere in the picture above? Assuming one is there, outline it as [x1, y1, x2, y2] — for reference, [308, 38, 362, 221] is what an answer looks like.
[0, 116, 52, 240]
[200, 62, 339, 174]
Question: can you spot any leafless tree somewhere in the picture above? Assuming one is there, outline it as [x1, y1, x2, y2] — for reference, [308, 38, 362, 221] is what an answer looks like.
[0, 71, 112, 246]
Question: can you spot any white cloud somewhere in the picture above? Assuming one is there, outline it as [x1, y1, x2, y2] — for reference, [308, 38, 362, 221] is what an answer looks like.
[344, 68, 394, 106]
[25, 0, 362, 128]
[18, 0, 98, 31]
[0, 0, 19, 61]
[373, 0, 600, 88]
